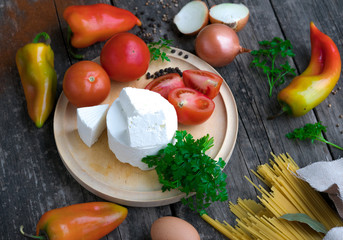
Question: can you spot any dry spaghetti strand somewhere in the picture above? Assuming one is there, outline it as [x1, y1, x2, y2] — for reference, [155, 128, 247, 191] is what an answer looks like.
[203, 153, 343, 240]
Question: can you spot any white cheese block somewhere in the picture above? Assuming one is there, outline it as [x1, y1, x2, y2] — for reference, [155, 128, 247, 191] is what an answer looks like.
[119, 87, 177, 148]
[77, 104, 109, 147]
[107, 87, 178, 170]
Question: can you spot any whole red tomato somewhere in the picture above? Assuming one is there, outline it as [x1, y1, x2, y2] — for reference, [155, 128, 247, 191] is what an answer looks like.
[100, 32, 150, 82]
[63, 61, 111, 107]
[145, 73, 185, 99]
[183, 70, 223, 99]
[168, 87, 215, 125]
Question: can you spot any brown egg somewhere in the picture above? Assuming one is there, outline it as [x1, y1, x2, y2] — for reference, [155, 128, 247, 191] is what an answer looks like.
[151, 216, 200, 240]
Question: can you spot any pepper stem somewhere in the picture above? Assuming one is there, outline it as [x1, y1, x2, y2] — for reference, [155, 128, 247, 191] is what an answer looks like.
[267, 109, 285, 120]
[267, 104, 291, 120]
[19, 226, 46, 240]
[67, 26, 84, 60]
[33, 32, 51, 45]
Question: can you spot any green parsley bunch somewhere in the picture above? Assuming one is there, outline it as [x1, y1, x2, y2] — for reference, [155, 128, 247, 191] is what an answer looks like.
[142, 130, 228, 215]
[250, 37, 296, 97]
[286, 122, 343, 150]
[148, 38, 173, 62]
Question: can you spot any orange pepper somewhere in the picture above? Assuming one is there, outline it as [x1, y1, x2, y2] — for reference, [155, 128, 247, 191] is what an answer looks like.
[63, 3, 141, 48]
[277, 22, 341, 117]
[20, 202, 128, 240]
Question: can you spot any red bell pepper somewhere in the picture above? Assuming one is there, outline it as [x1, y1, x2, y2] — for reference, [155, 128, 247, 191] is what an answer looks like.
[20, 202, 128, 240]
[63, 3, 141, 48]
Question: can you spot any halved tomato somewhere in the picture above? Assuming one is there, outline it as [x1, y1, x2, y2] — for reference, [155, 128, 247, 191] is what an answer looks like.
[183, 70, 223, 99]
[168, 87, 215, 125]
[145, 73, 185, 99]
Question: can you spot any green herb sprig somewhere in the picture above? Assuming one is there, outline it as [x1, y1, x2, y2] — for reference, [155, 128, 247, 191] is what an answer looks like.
[148, 38, 173, 62]
[250, 37, 296, 97]
[286, 122, 343, 150]
[142, 130, 228, 215]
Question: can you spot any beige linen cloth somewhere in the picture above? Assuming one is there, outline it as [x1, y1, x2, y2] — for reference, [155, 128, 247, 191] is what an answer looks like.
[296, 158, 343, 239]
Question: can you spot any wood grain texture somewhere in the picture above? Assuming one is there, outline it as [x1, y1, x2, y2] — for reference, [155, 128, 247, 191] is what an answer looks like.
[1, 0, 343, 239]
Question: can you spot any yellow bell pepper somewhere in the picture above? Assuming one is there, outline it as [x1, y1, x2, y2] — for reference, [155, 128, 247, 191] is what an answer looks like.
[16, 32, 57, 128]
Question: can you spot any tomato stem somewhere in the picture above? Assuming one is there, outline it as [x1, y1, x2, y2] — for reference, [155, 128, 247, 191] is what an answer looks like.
[89, 76, 95, 82]
[178, 101, 185, 108]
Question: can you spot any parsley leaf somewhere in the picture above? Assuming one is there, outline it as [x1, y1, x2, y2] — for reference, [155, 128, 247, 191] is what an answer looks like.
[250, 37, 296, 97]
[286, 122, 343, 150]
[142, 130, 228, 215]
[148, 38, 173, 62]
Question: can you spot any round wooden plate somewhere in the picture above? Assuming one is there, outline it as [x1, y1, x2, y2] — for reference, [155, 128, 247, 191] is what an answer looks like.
[53, 47, 238, 207]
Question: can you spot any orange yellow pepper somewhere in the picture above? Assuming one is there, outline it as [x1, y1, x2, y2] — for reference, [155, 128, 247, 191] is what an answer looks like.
[63, 3, 141, 48]
[277, 22, 341, 117]
[15, 32, 57, 128]
[20, 202, 128, 240]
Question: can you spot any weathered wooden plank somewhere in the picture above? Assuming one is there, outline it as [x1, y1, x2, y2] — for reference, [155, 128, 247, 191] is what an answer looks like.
[2, 0, 343, 239]
[270, 0, 343, 161]
[215, 0, 332, 169]
[0, 0, 85, 238]
[185, 0, 336, 236]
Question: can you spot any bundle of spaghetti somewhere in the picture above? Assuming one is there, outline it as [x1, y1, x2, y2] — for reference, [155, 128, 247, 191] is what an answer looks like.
[201, 153, 343, 240]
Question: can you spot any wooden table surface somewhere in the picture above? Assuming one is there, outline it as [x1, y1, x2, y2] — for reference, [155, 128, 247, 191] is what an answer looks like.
[1, 0, 343, 239]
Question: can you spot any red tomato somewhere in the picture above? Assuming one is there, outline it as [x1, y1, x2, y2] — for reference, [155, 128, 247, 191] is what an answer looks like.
[182, 70, 223, 99]
[145, 73, 185, 99]
[100, 32, 150, 82]
[168, 87, 215, 125]
[63, 61, 111, 107]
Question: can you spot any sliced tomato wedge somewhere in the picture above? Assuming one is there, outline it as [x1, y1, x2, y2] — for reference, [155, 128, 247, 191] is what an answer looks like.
[168, 87, 215, 125]
[145, 73, 185, 99]
[183, 70, 223, 99]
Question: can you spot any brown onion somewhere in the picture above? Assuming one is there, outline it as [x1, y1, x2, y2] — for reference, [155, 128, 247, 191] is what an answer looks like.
[195, 23, 250, 67]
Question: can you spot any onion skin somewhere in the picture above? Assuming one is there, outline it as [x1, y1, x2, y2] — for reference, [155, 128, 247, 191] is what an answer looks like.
[195, 23, 250, 67]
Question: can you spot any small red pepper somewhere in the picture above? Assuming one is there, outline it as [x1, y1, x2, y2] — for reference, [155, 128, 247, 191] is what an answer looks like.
[63, 3, 142, 48]
[20, 202, 128, 240]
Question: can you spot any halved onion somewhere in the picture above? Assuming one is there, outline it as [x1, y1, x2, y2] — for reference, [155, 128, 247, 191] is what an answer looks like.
[173, 1, 209, 35]
[209, 3, 249, 32]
